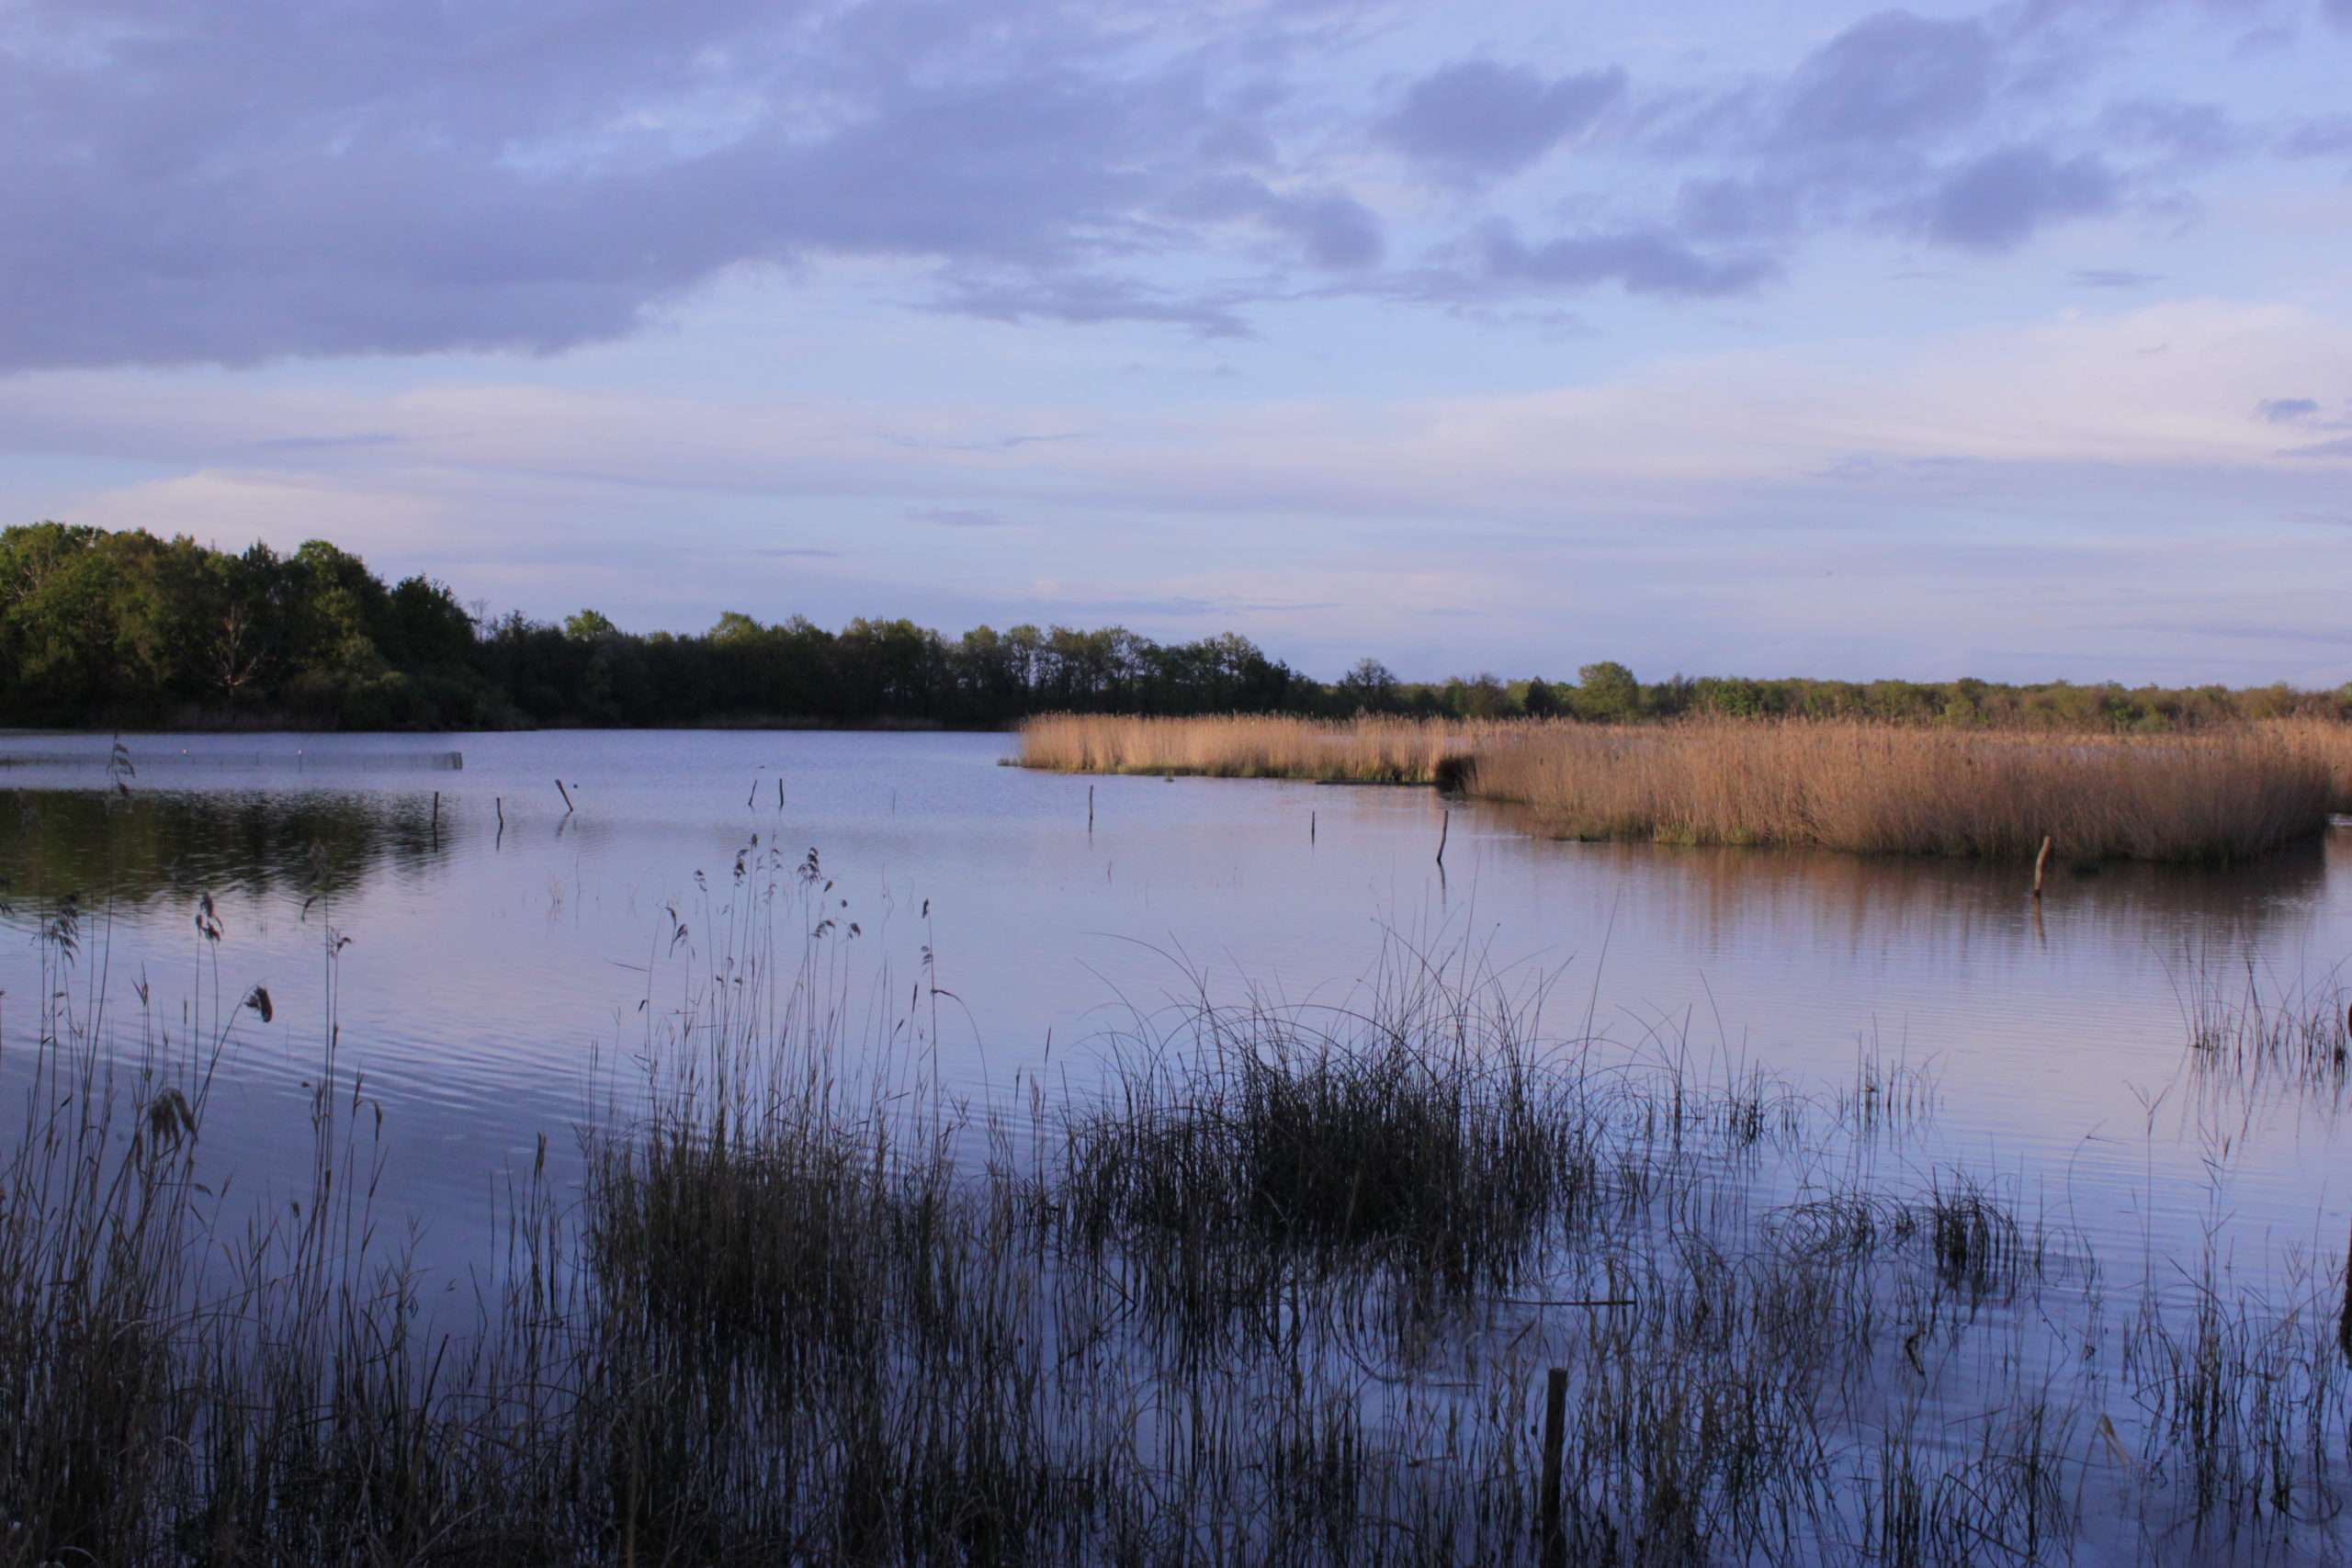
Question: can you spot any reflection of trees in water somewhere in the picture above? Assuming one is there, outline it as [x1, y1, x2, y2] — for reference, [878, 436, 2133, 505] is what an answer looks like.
[0, 789, 452, 917]
[1483, 803, 2336, 955]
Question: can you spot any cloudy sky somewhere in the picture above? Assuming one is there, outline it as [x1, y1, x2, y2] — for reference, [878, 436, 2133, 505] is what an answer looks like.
[4, 0, 2348, 684]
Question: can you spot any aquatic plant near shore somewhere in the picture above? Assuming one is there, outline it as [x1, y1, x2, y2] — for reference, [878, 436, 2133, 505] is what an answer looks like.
[5, 852, 2352, 1563]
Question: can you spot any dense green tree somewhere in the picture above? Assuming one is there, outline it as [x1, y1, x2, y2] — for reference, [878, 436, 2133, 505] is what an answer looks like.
[6, 522, 2348, 734]
[1573, 660, 1640, 722]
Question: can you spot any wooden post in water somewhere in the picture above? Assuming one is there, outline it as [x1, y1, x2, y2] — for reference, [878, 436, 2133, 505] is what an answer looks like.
[777, 777, 785, 809]
[431, 791, 439, 837]
[1436, 808, 1451, 868]
[1540, 1367, 1568, 1568]
[554, 779, 574, 814]
[1089, 784, 1095, 831]
[2333, 1213, 2352, 1372]
[1311, 809, 1317, 845]
[2031, 836, 2052, 899]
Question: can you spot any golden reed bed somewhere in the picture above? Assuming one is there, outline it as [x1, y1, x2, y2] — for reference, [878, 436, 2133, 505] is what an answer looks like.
[1019, 714, 2352, 863]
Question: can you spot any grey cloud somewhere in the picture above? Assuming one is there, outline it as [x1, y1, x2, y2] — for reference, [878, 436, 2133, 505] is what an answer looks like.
[909, 507, 1015, 528]
[253, 432, 404, 451]
[1637, 10, 2119, 264]
[1675, 176, 1805, 243]
[2257, 397, 2322, 423]
[1476, 223, 1775, 298]
[1774, 11, 1997, 149]
[2231, 22, 2297, 54]
[928, 273, 1253, 338]
[1380, 61, 1625, 177]
[1198, 118, 1278, 167]
[2282, 435, 2352, 457]
[0, 0, 1353, 367]
[750, 547, 842, 558]
[2328, 0, 2352, 30]
[1924, 147, 2119, 250]
[1171, 175, 1385, 269]
[2071, 268, 2162, 288]
[1269, 193, 1385, 270]
[2099, 98, 2247, 162]
[2282, 115, 2352, 156]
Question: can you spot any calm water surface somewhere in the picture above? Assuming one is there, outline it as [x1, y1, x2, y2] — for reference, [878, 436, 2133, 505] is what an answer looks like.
[4, 728, 2347, 1283]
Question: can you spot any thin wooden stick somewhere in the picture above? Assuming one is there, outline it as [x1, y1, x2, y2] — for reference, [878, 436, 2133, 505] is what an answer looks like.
[1540, 1367, 1568, 1568]
[1436, 808, 1451, 867]
[1089, 784, 1095, 831]
[2340, 1214, 2352, 1368]
[2032, 835, 2052, 898]
[554, 779, 574, 814]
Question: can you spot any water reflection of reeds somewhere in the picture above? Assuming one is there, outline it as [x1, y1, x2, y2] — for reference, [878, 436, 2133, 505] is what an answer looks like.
[1474, 812, 2337, 957]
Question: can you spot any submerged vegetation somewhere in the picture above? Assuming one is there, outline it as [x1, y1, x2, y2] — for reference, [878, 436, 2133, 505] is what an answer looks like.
[1021, 714, 2352, 863]
[9, 522, 2352, 733]
[5, 842, 2352, 1564]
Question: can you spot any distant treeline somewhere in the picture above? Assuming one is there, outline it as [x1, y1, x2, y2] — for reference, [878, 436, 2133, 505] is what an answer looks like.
[5, 522, 2348, 732]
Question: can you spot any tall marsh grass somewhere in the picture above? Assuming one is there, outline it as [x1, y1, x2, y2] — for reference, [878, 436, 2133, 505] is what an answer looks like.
[1022, 714, 2344, 863]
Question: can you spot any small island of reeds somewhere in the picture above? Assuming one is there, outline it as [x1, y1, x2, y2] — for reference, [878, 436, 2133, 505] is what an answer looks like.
[1019, 714, 2352, 864]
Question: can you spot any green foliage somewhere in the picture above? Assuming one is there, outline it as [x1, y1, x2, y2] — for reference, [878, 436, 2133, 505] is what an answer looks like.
[1572, 660, 1639, 721]
[563, 607, 618, 641]
[6, 522, 2347, 733]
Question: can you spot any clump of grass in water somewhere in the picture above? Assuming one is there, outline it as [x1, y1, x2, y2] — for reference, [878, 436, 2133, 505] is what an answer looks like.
[1925, 1172, 2031, 1300]
[2177, 954, 2352, 1097]
[1061, 957, 1599, 1312]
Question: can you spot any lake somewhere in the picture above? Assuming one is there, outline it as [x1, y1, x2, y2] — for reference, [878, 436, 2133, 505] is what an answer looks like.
[9, 726, 2352, 1561]
[5, 728, 2346, 1288]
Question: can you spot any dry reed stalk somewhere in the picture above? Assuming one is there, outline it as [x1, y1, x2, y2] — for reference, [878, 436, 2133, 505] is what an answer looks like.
[1017, 713, 1532, 784]
[2269, 716, 2352, 813]
[1022, 715, 2340, 863]
[1469, 719, 2330, 863]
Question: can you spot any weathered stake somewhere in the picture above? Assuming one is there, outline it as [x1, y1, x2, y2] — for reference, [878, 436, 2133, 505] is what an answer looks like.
[1436, 808, 1451, 868]
[2032, 835, 2052, 899]
[1540, 1366, 1568, 1568]
[431, 791, 439, 833]
[554, 779, 574, 814]
[2340, 1214, 2352, 1369]
[1089, 784, 1095, 831]
[1311, 809, 1317, 845]
[777, 777, 785, 809]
